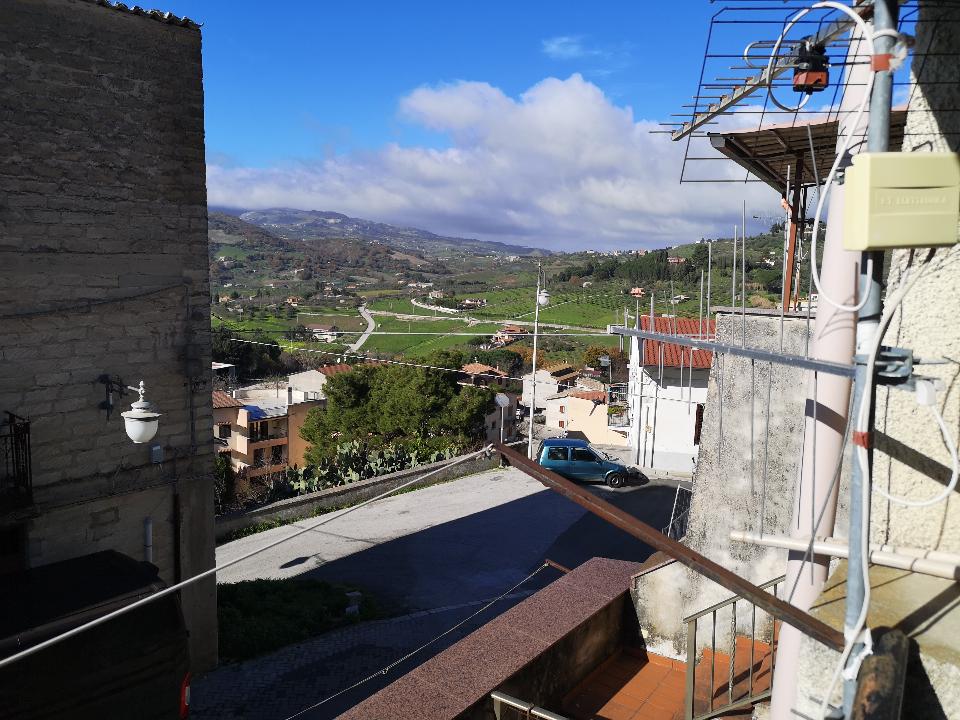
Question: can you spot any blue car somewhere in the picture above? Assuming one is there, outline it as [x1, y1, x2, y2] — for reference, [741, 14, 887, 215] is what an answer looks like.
[536, 438, 638, 488]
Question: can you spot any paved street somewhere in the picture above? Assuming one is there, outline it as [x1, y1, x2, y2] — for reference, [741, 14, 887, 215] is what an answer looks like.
[196, 466, 682, 719]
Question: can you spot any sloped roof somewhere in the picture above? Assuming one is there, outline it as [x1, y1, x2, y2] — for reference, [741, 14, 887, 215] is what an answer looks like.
[82, 0, 199, 29]
[317, 364, 353, 377]
[462, 363, 507, 376]
[569, 390, 607, 403]
[243, 403, 287, 420]
[642, 341, 713, 369]
[212, 390, 243, 409]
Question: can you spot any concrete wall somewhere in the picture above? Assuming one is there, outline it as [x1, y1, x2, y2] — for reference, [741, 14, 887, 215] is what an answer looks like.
[214, 450, 501, 542]
[633, 314, 828, 656]
[286, 399, 325, 468]
[0, 0, 216, 670]
[633, 366, 709, 473]
[794, 4, 960, 716]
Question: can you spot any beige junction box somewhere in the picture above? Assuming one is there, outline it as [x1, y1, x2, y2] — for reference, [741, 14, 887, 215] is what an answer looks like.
[843, 152, 960, 251]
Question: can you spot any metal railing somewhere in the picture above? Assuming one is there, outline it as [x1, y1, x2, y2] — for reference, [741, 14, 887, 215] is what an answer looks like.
[683, 575, 784, 720]
[0, 412, 32, 510]
[491, 690, 570, 720]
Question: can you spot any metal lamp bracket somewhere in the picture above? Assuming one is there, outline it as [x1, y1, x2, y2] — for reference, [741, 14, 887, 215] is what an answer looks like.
[97, 375, 144, 420]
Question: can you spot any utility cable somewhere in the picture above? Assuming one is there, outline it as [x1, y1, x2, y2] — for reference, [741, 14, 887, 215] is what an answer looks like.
[817, 250, 935, 719]
[282, 562, 552, 720]
[766, 2, 881, 313]
[0, 446, 494, 671]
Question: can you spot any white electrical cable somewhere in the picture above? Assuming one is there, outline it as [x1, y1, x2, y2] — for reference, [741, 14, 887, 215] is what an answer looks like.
[873, 401, 959, 507]
[766, 2, 879, 313]
[817, 252, 934, 718]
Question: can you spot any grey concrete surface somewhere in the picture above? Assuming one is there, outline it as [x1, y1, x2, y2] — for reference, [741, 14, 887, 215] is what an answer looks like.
[196, 467, 680, 718]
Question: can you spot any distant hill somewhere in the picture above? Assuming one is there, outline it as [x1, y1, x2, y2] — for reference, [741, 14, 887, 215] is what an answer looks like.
[208, 212, 298, 253]
[235, 207, 546, 257]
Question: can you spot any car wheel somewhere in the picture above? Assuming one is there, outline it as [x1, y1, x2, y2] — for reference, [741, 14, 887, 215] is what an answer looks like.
[606, 473, 625, 489]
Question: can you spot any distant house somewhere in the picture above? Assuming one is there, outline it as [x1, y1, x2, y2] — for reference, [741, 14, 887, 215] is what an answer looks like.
[305, 323, 340, 342]
[460, 297, 487, 309]
[671, 294, 690, 304]
[582, 281, 593, 288]
[285, 295, 303, 307]
[667, 256, 686, 265]
[521, 362, 580, 410]
[630, 287, 646, 298]
[492, 324, 525, 346]
[625, 316, 716, 473]
[428, 289, 448, 300]
[287, 365, 353, 402]
[544, 390, 628, 447]
[461, 362, 508, 388]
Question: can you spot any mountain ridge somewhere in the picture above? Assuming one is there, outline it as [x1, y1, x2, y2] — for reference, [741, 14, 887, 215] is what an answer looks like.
[214, 206, 547, 257]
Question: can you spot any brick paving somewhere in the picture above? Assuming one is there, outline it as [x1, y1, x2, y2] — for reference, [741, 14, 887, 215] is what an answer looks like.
[191, 590, 539, 720]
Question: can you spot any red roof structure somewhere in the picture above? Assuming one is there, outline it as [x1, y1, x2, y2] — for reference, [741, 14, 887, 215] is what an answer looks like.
[212, 390, 243, 409]
[636, 316, 715, 369]
[316, 364, 353, 377]
[569, 390, 608, 403]
[462, 363, 507, 377]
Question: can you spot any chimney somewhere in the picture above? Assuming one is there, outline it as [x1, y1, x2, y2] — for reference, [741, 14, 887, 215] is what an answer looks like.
[287, 386, 293, 404]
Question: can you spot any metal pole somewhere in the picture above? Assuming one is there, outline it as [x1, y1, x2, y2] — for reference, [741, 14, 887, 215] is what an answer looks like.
[699, 270, 705, 339]
[732, 223, 738, 306]
[844, 1, 897, 713]
[527, 262, 542, 459]
[707, 241, 713, 322]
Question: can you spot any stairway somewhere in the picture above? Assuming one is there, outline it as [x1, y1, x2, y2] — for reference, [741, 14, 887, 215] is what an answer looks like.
[560, 634, 774, 720]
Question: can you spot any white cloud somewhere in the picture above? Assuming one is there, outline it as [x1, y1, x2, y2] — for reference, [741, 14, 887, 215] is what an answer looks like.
[541, 36, 604, 60]
[207, 74, 777, 251]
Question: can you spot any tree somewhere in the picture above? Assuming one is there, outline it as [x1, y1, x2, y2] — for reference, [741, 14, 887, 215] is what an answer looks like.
[299, 364, 495, 463]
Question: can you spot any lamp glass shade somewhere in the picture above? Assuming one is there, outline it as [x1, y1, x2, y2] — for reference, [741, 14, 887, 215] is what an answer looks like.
[121, 400, 161, 444]
[537, 290, 550, 307]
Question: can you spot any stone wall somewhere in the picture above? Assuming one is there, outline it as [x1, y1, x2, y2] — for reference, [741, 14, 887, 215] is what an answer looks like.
[633, 313, 839, 655]
[0, 0, 216, 669]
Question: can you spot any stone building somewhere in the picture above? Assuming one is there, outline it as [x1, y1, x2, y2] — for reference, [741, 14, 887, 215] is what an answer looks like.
[0, 0, 216, 670]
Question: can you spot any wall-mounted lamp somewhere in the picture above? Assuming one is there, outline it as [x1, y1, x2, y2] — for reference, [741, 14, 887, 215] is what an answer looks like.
[98, 376, 162, 444]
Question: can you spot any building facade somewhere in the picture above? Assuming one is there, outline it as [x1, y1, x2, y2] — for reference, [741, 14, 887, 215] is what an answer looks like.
[0, 0, 216, 669]
[626, 317, 715, 474]
[544, 390, 629, 447]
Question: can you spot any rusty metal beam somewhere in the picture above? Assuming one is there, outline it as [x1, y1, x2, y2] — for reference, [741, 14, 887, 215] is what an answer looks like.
[850, 630, 910, 720]
[495, 443, 844, 652]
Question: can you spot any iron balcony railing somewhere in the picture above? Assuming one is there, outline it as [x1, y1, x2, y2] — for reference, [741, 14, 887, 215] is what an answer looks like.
[1, 412, 32, 510]
[683, 575, 784, 720]
[490, 690, 569, 720]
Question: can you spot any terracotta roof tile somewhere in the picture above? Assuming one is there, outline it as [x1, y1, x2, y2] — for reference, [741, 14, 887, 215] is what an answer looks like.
[639, 316, 716, 336]
[569, 390, 607, 403]
[211, 390, 242, 409]
[642, 341, 713, 369]
[317, 364, 353, 377]
[461, 363, 506, 376]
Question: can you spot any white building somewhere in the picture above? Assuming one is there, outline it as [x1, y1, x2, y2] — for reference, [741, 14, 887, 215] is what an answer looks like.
[544, 390, 629, 447]
[521, 363, 579, 411]
[286, 365, 353, 402]
[626, 316, 715, 474]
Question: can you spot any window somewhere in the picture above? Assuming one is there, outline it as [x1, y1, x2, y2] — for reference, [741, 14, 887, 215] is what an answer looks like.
[546, 447, 568, 461]
[218, 424, 232, 439]
[572, 448, 597, 462]
[559, 405, 566, 414]
[558, 420, 565, 429]
[271, 445, 284, 465]
[253, 448, 265, 466]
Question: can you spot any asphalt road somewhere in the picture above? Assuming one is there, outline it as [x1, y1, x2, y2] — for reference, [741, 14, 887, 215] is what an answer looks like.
[216, 466, 681, 613]
[345, 305, 375, 352]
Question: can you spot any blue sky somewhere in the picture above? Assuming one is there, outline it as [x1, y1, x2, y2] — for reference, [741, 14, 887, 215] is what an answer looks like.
[159, 1, 876, 250]
[164, 2, 716, 168]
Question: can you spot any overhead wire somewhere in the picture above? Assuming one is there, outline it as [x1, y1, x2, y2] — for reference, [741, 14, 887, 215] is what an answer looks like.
[282, 562, 552, 720]
[0, 446, 494, 671]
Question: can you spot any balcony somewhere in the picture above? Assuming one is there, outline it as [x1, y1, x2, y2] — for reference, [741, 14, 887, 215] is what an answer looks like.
[1, 413, 32, 511]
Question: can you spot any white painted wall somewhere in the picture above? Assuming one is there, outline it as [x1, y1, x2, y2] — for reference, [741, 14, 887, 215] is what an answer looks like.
[629, 361, 708, 474]
[521, 369, 560, 410]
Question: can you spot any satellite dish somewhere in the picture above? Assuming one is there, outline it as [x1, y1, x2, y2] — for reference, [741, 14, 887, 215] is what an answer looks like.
[495, 393, 511, 408]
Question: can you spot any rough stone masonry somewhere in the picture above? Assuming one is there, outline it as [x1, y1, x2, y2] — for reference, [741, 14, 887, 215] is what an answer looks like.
[0, 0, 217, 670]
